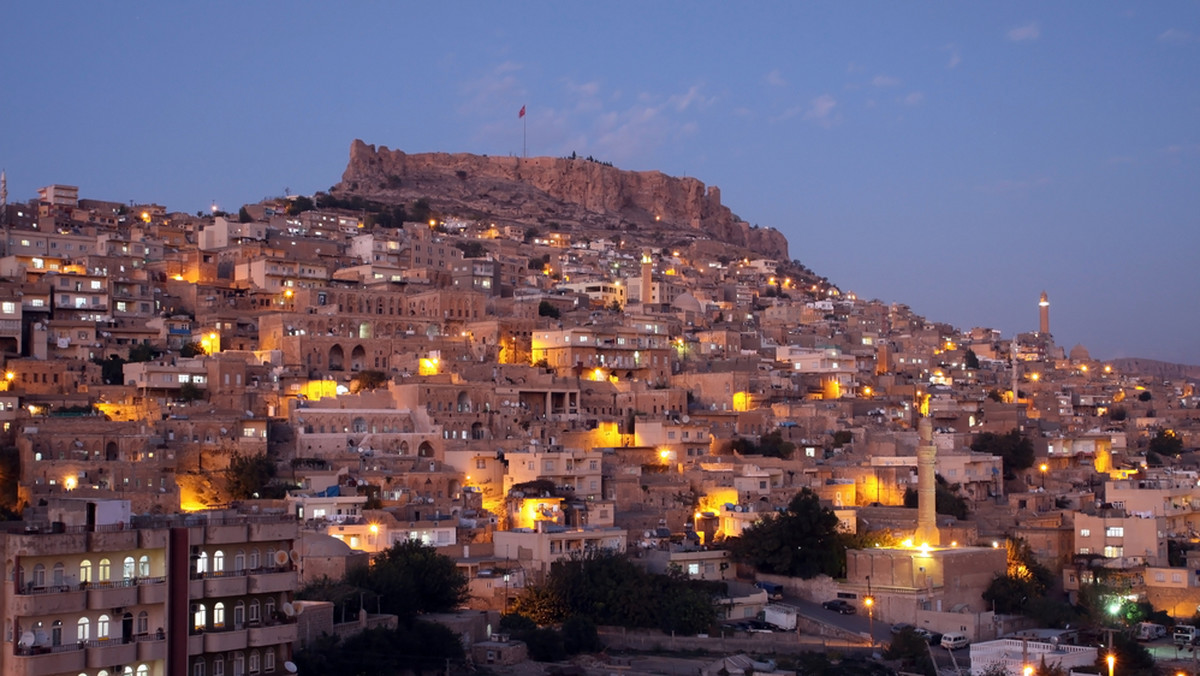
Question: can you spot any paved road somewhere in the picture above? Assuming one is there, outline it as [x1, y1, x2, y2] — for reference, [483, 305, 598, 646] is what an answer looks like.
[781, 594, 892, 646]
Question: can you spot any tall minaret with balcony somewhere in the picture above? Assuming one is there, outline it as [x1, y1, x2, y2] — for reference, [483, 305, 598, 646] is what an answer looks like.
[1038, 291, 1050, 335]
[640, 251, 653, 305]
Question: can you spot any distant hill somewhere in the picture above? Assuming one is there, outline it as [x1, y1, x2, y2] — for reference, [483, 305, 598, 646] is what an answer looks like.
[1110, 358, 1200, 383]
[333, 140, 790, 259]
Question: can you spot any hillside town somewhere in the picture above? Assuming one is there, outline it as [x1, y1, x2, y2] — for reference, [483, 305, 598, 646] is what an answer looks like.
[0, 173, 1197, 676]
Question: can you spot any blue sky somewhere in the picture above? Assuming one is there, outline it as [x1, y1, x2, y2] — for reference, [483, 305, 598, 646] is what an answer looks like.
[2, 2, 1197, 364]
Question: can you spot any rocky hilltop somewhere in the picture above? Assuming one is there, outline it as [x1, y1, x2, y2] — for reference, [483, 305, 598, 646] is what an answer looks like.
[333, 140, 789, 259]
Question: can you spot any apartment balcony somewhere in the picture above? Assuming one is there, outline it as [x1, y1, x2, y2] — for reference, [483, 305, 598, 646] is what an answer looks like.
[188, 632, 204, 654]
[12, 645, 86, 675]
[87, 582, 138, 609]
[138, 577, 167, 605]
[248, 520, 296, 542]
[247, 569, 296, 594]
[247, 621, 297, 648]
[139, 528, 169, 549]
[86, 639, 136, 668]
[205, 523, 248, 544]
[203, 627, 248, 653]
[88, 528, 137, 552]
[10, 587, 87, 616]
[203, 572, 247, 598]
[137, 635, 166, 661]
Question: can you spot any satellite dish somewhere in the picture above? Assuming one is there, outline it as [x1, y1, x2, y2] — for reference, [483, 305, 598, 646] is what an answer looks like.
[289, 550, 300, 563]
[273, 550, 289, 567]
[282, 602, 295, 617]
[284, 661, 298, 674]
[19, 632, 34, 647]
[681, 415, 690, 423]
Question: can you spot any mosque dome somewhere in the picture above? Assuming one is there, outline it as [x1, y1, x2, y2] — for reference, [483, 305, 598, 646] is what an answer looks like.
[1069, 344, 1090, 362]
[671, 292, 702, 314]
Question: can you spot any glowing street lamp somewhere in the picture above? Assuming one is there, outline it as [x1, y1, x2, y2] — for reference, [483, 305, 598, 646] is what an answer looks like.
[1040, 463, 1048, 489]
[1106, 653, 1115, 676]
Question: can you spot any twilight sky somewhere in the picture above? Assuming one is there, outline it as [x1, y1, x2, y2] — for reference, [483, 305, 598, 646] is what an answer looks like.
[2, 2, 1197, 364]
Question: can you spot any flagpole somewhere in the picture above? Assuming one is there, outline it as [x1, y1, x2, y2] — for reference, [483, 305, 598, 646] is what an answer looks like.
[523, 112, 527, 159]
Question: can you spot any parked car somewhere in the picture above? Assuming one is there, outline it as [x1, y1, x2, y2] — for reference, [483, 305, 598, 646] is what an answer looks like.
[891, 622, 915, 635]
[822, 599, 856, 614]
[916, 628, 943, 645]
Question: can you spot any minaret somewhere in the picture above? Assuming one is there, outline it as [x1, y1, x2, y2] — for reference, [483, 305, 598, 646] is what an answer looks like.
[640, 251, 653, 305]
[913, 417, 941, 546]
[1038, 291, 1050, 335]
[0, 170, 7, 210]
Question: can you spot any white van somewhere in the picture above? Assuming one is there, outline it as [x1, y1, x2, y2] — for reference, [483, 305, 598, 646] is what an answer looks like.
[941, 632, 970, 650]
[1135, 622, 1167, 641]
[1174, 625, 1197, 646]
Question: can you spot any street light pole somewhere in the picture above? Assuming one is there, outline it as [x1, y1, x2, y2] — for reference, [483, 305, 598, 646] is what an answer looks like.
[864, 575, 874, 649]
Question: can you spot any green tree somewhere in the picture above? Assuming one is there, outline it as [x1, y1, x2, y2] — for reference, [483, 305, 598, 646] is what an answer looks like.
[292, 621, 464, 676]
[350, 370, 389, 393]
[758, 430, 796, 459]
[964, 349, 980, 369]
[538, 301, 560, 319]
[727, 488, 845, 578]
[884, 627, 936, 676]
[179, 342, 204, 358]
[1148, 429, 1183, 457]
[903, 475, 970, 519]
[225, 452, 278, 500]
[286, 195, 315, 215]
[127, 343, 158, 362]
[410, 198, 431, 223]
[453, 241, 486, 258]
[94, 355, 127, 385]
[561, 615, 602, 654]
[178, 382, 205, 402]
[346, 541, 468, 618]
[1098, 632, 1156, 676]
[1137, 390, 1152, 402]
[971, 429, 1035, 472]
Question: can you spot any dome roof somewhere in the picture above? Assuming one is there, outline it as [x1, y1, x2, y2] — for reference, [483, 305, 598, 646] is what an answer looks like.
[671, 292, 702, 314]
[1069, 344, 1090, 362]
[299, 531, 354, 557]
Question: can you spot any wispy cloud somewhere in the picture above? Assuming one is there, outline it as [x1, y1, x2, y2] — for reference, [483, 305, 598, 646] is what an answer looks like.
[945, 43, 962, 69]
[1158, 28, 1195, 44]
[901, 92, 924, 106]
[1007, 22, 1041, 42]
[764, 69, 787, 88]
[803, 94, 838, 126]
[871, 75, 901, 88]
[458, 61, 526, 115]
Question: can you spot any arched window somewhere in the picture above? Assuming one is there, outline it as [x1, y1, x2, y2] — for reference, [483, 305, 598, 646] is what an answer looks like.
[213, 550, 224, 573]
[193, 660, 206, 676]
[79, 560, 92, 584]
[137, 611, 148, 635]
[193, 604, 207, 631]
[234, 550, 245, 572]
[51, 620, 62, 646]
[98, 614, 110, 639]
[264, 648, 275, 673]
[32, 564, 45, 588]
[77, 617, 90, 642]
[213, 602, 225, 629]
[265, 598, 276, 620]
[249, 550, 260, 570]
[196, 552, 208, 574]
[234, 601, 245, 628]
[52, 563, 65, 587]
[138, 555, 150, 577]
[249, 651, 260, 673]
[248, 600, 260, 623]
[123, 556, 136, 580]
[98, 558, 111, 581]
[233, 652, 245, 676]
[122, 668, 132, 676]
[137, 662, 149, 676]
[98, 671, 109, 676]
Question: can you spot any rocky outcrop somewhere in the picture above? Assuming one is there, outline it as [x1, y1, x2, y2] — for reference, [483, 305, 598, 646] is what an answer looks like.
[333, 140, 789, 259]
[1110, 358, 1200, 382]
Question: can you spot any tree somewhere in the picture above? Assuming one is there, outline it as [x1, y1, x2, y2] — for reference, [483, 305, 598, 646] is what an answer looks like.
[127, 343, 158, 362]
[964, 349, 980, 369]
[1148, 429, 1183, 457]
[758, 430, 796, 459]
[350, 370, 389, 393]
[94, 355, 127, 385]
[884, 627, 936, 676]
[178, 383, 205, 402]
[538, 301, 560, 319]
[971, 430, 1035, 472]
[409, 198, 431, 223]
[346, 541, 468, 618]
[561, 615, 602, 654]
[179, 342, 204, 358]
[453, 241, 486, 258]
[727, 488, 845, 578]
[225, 452, 278, 500]
[286, 195, 315, 215]
[903, 475, 970, 520]
[1137, 390, 1152, 402]
[238, 206, 253, 223]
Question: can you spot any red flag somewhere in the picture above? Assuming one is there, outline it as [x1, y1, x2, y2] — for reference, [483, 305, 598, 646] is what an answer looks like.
[519, 105, 526, 118]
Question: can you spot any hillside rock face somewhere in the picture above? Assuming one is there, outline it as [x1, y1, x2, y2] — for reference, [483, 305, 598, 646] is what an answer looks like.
[334, 140, 789, 259]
